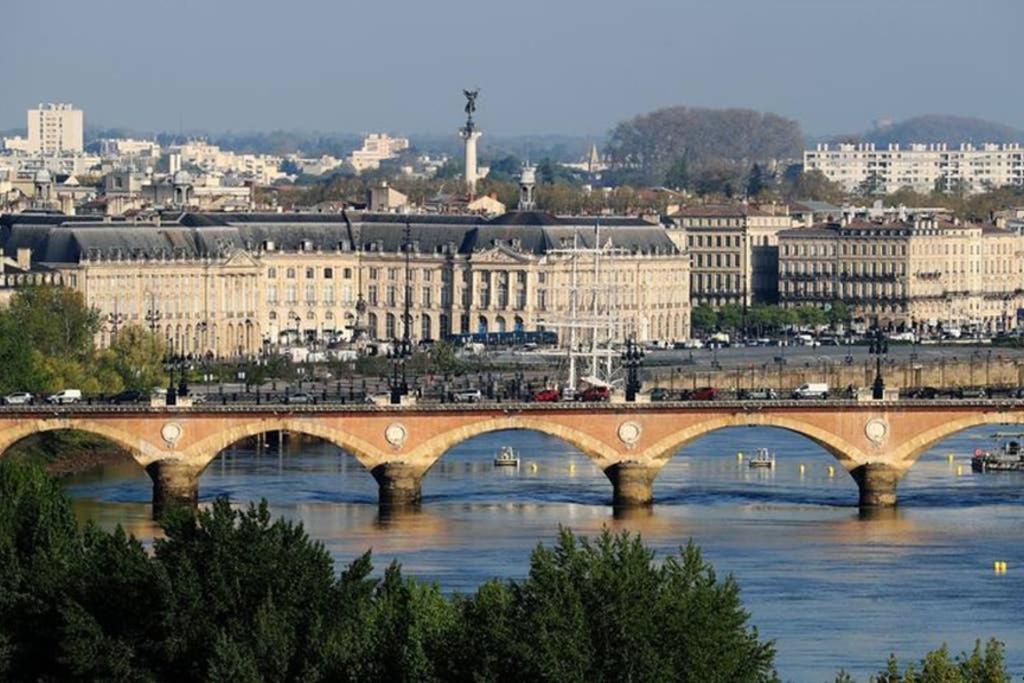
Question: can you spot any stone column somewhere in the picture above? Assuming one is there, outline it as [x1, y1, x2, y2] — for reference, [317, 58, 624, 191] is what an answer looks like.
[850, 463, 901, 508]
[371, 462, 425, 508]
[604, 461, 659, 507]
[146, 460, 202, 519]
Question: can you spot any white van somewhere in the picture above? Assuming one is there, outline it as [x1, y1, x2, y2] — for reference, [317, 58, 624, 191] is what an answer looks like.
[792, 383, 829, 400]
[46, 389, 82, 405]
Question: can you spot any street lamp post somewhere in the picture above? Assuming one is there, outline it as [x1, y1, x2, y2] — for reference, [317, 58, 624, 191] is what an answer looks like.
[869, 319, 889, 400]
[621, 336, 645, 402]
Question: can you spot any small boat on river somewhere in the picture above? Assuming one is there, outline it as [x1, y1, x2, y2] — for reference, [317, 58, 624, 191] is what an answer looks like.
[494, 446, 520, 467]
[749, 447, 775, 469]
[971, 434, 1024, 472]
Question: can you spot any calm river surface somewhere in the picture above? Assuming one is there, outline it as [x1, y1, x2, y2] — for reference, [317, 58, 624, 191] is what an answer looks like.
[63, 425, 1024, 682]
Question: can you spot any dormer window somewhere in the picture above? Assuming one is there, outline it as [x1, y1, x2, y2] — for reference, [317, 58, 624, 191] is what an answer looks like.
[263, 240, 276, 252]
[301, 239, 314, 251]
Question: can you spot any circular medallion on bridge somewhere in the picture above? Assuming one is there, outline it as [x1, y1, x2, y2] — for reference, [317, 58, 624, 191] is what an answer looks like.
[617, 421, 642, 447]
[384, 422, 407, 448]
[864, 417, 888, 446]
[161, 422, 183, 448]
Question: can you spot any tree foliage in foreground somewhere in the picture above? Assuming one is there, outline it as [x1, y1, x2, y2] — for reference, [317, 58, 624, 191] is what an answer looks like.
[0, 460, 777, 682]
[0, 460, 1011, 682]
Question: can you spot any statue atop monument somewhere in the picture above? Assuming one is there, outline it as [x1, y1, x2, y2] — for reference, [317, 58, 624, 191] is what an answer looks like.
[462, 88, 479, 131]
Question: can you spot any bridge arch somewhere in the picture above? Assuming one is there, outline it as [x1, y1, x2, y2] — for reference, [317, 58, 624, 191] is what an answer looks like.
[638, 413, 868, 470]
[0, 418, 150, 465]
[892, 409, 1024, 466]
[407, 415, 622, 470]
[180, 417, 386, 471]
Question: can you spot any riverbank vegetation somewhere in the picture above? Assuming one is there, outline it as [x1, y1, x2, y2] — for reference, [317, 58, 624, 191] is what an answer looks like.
[0, 461, 1012, 682]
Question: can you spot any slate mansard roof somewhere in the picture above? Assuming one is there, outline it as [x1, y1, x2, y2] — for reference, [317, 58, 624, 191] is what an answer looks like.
[0, 210, 679, 265]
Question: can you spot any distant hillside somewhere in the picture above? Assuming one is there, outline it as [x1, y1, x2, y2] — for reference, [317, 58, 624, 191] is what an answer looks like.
[850, 115, 1024, 146]
[606, 106, 803, 185]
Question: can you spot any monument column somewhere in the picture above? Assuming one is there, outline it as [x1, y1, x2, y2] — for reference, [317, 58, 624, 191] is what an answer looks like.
[460, 88, 482, 198]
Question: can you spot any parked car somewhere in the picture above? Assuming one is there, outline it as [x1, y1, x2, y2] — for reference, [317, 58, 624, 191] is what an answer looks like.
[578, 386, 610, 402]
[284, 392, 315, 404]
[649, 387, 674, 401]
[738, 387, 778, 400]
[531, 388, 560, 403]
[2, 392, 34, 405]
[453, 388, 483, 403]
[109, 389, 146, 404]
[46, 389, 82, 405]
[955, 387, 987, 399]
[792, 383, 829, 400]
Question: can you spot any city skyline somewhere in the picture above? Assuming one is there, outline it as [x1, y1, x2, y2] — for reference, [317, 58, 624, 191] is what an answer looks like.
[5, 0, 1022, 137]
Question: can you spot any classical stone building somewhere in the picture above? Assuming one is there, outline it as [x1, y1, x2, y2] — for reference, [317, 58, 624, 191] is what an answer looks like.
[777, 217, 1024, 332]
[668, 204, 794, 306]
[1, 209, 689, 356]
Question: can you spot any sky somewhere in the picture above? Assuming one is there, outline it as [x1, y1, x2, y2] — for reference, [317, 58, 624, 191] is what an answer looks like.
[4, 0, 1021, 138]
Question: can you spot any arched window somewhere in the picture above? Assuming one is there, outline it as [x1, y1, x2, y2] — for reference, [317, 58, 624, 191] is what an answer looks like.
[267, 267, 277, 278]
[495, 316, 507, 333]
[514, 316, 524, 333]
[385, 312, 396, 339]
[367, 312, 378, 339]
[477, 316, 488, 334]
[421, 314, 432, 341]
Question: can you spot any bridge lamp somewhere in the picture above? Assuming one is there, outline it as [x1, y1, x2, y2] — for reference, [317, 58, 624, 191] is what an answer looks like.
[869, 319, 889, 400]
[622, 337, 645, 402]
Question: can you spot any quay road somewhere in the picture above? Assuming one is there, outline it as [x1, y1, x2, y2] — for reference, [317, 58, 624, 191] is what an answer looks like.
[2, 397, 1023, 516]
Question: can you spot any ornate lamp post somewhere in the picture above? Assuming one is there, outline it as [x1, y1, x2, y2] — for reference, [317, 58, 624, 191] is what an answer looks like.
[869, 319, 889, 400]
[387, 222, 414, 405]
[622, 336, 645, 402]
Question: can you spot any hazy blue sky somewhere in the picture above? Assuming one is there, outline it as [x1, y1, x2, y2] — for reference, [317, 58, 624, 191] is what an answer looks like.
[5, 0, 1021, 137]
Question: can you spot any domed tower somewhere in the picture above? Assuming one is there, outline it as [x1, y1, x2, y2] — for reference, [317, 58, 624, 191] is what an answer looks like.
[33, 169, 53, 202]
[518, 164, 537, 211]
[172, 170, 193, 207]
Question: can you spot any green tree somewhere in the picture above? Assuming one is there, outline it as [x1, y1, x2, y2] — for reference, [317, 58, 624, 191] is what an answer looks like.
[0, 311, 42, 394]
[100, 325, 167, 391]
[691, 304, 718, 333]
[665, 155, 691, 189]
[6, 285, 98, 359]
[747, 162, 768, 197]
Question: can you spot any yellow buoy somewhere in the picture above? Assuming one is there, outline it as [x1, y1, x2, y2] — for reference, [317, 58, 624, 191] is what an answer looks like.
[947, 454, 955, 463]
[957, 465, 964, 476]
[529, 462, 538, 472]
[827, 465, 835, 477]
[799, 464, 806, 475]
[569, 462, 576, 473]
[994, 561, 1001, 572]
[737, 451, 744, 461]
[994, 561, 1007, 573]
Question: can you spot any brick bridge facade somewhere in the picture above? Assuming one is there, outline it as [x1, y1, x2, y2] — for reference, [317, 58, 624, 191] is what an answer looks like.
[0, 400, 1020, 516]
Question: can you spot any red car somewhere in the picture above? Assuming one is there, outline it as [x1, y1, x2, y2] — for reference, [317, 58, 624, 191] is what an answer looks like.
[683, 386, 718, 401]
[578, 386, 610, 402]
[532, 388, 560, 402]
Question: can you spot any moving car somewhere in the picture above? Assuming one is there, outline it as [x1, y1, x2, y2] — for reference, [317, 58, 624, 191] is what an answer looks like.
[531, 388, 560, 403]
[46, 389, 82, 405]
[109, 389, 146, 404]
[453, 388, 483, 403]
[577, 385, 610, 402]
[2, 392, 34, 405]
[792, 383, 829, 400]
[739, 387, 778, 400]
[284, 392, 315, 404]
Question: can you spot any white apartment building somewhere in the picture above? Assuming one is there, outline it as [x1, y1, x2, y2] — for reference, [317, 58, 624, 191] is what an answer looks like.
[168, 140, 282, 184]
[98, 138, 161, 158]
[27, 103, 84, 155]
[349, 133, 410, 172]
[804, 143, 1024, 195]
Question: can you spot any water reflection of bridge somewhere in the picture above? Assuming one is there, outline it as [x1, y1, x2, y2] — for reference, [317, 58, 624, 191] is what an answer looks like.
[2, 400, 1021, 517]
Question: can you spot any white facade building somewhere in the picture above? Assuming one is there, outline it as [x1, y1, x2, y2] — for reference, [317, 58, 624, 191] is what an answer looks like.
[349, 133, 410, 172]
[804, 143, 1024, 195]
[27, 103, 84, 155]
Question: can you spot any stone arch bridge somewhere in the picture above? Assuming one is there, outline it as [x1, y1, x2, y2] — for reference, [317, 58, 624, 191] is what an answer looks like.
[0, 400, 1019, 516]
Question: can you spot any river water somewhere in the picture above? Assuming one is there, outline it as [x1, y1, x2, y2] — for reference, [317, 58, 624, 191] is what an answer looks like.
[62, 426, 1024, 682]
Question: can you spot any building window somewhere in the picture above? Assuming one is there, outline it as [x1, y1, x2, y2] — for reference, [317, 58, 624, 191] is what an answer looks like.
[385, 313, 396, 339]
[387, 285, 396, 307]
[421, 314, 432, 340]
[305, 267, 315, 279]
[286, 285, 297, 303]
[423, 270, 432, 282]
[369, 267, 379, 280]
[324, 268, 333, 279]
[422, 287, 432, 307]
[368, 285, 378, 305]
[388, 268, 398, 281]
[267, 285, 278, 303]
[286, 268, 296, 279]
[305, 284, 315, 303]
[324, 285, 335, 304]
[267, 267, 277, 278]
[537, 289, 547, 310]
[343, 267, 352, 279]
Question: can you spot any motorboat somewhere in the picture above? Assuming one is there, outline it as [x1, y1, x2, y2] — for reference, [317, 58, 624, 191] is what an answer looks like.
[494, 446, 520, 467]
[749, 447, 775, 469]
[971, 434, 1024, 472]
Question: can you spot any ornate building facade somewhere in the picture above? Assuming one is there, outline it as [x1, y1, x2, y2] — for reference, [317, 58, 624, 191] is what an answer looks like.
[777, 217, 1024, 332]
[1, 210, 690, 356]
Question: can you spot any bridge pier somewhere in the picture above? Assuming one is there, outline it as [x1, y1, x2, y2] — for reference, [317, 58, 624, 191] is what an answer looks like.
[146, 460, 202, 519]
[605, 461, 659, 507]
[850, 463, 901, 508]
[371, 462, 425, 509]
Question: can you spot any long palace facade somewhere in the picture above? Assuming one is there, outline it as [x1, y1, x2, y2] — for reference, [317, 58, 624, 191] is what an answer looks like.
[0, 210, 690, 357]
